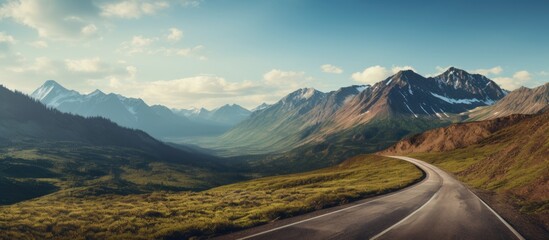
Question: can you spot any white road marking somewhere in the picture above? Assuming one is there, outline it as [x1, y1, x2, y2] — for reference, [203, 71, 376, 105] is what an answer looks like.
[388, 156, 525, 240]
[468, 189, 525, 240]
[239, 156, 525, 240]
[237, 187, 419, 240]
[369, 188, 440, 240]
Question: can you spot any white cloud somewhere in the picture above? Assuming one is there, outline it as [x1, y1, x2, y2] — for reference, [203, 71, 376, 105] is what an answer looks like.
[132, 69, 313, 109]
[351, 66, 388, 84]
[391, 65, 415, 73]
[81, 24, 98, 36]
[131, 35, 154, 47]
[263, 69, 308, 86]
[428, 65, 452, 76]
[0, 32, 16, 44]
[6, 56, 56, 74]
[29, 40, 48, 48]
[166, 28, 183, 42]
[473, 66, 503, 75]
[493, 70, 532, 90]
[513, 70, 531, 81]
[351, 65, 414, 84]
[0, 0, 100, 40]
[0, 32, 16, 53]
[126, 65, 137, 79]
[100, 0, 168, 19]
[65, 57, 103, 73]
[539, 71, 549, 76]
[136, 75, 256, 108]
[157, 45, 204, 57]
[321, 64, 343, 74]
[119, 35, 205, 59]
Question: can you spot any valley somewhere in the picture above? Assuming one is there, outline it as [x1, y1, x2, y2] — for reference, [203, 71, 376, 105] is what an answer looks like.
[1, 65, 547, 239]
[0, 1, 547, 238]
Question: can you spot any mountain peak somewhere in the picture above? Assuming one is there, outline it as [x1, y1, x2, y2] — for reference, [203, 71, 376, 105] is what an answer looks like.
[252, 103, 271, 111]
[31, 80, 70, 101]
[217, 103, 247, 111]
[88, 89, 105, 97]
[43, 80, 63, 88]
[296, 87, 321, 100]
[441, 67, 469, 76]
[393, 69, 423, 79]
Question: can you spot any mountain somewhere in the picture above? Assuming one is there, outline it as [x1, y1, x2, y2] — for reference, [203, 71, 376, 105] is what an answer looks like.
[331, 68, 505, 126]
[382, 114, 532, 154]
[215, 68, 505, 157]
[380, 110, 549, 233]
[465, 83, 549, 121]
[31, 80, 227, 139]
[175, 104, 251, 126]
[0, 84, 240, 204]
[252, 103, 271, 112]
[216, 86, 365, 154]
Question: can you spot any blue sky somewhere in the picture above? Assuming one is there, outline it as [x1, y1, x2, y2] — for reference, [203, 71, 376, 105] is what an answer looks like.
[0, 0, 547, 109]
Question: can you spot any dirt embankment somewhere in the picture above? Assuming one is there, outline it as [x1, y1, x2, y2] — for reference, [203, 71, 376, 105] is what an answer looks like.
[381, 114, 531, 154]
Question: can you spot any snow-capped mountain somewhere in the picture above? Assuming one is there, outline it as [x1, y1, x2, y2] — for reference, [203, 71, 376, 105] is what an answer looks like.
[251, 103, 272, 112]
[31, 80, 228, 139]
[217, 67, 506, 154]
[334, 68, 506, 123]
[173, 104, 251, 126]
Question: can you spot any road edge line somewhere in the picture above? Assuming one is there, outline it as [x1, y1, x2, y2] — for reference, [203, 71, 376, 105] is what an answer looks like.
[369, 186, 439, 240]
[468, 189, 525, 240]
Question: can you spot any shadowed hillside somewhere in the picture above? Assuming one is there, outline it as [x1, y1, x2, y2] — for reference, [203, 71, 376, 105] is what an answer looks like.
[0, 85, 242, 204]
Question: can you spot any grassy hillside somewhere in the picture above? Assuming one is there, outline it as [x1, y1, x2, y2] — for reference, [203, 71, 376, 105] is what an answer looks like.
[0, 155, 422, 239]
[384, 111, 549, 230]
[0, 141, 243, 204]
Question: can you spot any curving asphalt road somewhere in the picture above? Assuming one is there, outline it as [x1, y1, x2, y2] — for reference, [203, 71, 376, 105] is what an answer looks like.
[217, 156, 524, 240]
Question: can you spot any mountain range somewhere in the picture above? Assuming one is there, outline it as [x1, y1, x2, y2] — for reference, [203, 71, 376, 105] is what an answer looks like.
[214, 67, 507, 157]
[173, 104, 251, 126]
[30, 80, 251, 139]
[0, 84, 241, 203]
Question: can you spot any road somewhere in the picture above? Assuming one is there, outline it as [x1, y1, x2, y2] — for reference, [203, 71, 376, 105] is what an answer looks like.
[217, 156, 524, 240]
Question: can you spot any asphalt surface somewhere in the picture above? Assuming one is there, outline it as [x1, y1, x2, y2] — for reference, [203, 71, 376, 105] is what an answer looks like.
[217, 156, 524, 240]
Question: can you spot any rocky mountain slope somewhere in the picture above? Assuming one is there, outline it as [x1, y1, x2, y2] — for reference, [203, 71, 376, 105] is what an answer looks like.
[217, 86, 367, 153]
[465, 83, 548, 121]
[216, 67, 505, 155]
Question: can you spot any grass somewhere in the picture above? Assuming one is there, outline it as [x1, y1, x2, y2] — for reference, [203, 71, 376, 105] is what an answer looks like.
[0, 142, 242, 204]
[0, 155, 422, 239]
[408, 138, 548, 215]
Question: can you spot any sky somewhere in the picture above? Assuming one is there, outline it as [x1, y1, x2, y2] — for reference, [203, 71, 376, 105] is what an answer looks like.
[0, 0, 547, 109]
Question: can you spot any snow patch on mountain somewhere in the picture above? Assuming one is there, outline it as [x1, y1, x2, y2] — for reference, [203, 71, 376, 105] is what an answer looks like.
[430, 92, 483, 105]
[355, 85, 370, 92]
[301, 88, 316, 100]
[32, 85, 54, 101]
[403, 102, 418, 118]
